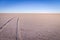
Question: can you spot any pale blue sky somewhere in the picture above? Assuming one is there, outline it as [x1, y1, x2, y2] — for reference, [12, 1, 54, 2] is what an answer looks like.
[0, 0, 60, 13]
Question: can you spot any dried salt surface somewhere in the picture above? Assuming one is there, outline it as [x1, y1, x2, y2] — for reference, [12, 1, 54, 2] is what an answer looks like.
[0, 14, 60, 40]
[0, 17, 18, 40]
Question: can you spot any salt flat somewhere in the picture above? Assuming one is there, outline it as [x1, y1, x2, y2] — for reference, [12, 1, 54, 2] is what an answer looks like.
[0, 14, 60, 40]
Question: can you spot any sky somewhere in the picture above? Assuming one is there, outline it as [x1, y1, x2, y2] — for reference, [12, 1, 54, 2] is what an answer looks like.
[0, 0, 60, 13]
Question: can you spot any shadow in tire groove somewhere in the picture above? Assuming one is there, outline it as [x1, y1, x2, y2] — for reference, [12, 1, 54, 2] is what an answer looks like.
[0, 17, 15, 30]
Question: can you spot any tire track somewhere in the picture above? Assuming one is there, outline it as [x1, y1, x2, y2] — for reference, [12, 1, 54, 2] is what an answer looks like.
[16, 17, 19, 40]
[0, 17, 15, 30]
